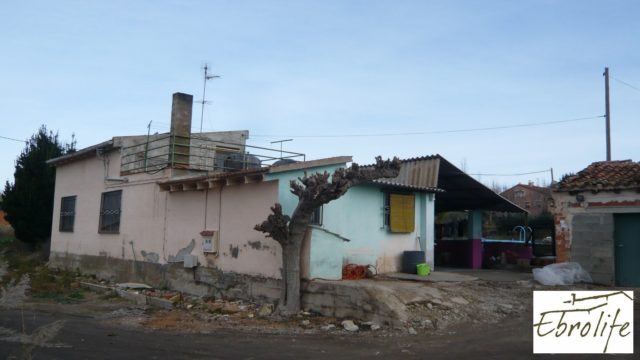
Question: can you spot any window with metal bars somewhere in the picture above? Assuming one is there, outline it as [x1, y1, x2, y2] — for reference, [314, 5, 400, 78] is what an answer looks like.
[59, 196, 76, 232]
[383, 192, 415, 233]
[99, 190, 122, 233]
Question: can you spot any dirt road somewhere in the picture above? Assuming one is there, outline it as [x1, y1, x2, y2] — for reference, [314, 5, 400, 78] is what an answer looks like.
[1, 301, 637, 359]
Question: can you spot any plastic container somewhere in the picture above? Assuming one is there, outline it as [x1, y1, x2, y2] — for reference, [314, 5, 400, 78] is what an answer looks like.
[402, 251, 425, 274]
[416, 263, 431, 276]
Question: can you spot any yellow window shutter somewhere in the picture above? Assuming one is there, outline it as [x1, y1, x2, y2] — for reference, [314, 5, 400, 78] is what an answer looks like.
[389, 194, 415, 233]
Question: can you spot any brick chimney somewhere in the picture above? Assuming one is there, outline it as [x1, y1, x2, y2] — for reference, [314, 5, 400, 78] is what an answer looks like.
[169, 92, 193, 168]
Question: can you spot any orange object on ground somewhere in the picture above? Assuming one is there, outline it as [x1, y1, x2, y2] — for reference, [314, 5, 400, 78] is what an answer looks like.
[342, 264, 368, 280]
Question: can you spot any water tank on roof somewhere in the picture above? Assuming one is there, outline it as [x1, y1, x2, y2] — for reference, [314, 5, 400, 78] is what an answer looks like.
[224, 153, 261, 172]
[273, 158, 298, 166]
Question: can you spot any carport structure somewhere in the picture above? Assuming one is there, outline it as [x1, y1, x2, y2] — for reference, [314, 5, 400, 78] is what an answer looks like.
[378, 155, 525, 269]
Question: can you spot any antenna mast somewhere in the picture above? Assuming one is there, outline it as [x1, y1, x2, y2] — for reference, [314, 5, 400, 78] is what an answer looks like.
[271, 139, 293, 159]
[199, 64, 220, 133]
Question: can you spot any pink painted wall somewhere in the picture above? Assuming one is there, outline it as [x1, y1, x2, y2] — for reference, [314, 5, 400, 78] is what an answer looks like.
[51, 147, 282, 279]
[51, 149, 169, 260]
[166, 181, 281, 278]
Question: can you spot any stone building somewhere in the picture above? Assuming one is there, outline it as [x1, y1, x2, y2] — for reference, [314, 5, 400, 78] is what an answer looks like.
[551, 160, 640, 286]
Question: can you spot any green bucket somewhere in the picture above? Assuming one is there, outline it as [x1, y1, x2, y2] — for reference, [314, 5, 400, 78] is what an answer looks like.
[416, 263, 431, 276]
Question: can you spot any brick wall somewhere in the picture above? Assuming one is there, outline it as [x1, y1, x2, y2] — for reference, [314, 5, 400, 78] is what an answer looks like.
[501, 185, 551, 217]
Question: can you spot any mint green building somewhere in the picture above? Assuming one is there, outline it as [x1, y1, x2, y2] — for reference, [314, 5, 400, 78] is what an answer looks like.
[266, 156, 441, 280]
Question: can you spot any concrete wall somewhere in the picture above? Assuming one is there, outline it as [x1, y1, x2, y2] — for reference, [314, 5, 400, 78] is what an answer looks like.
[570, 213, 614, 285]
[118, 131, 249, 174]
[552, 190, 640, 285]
[48, 252, 281, 302]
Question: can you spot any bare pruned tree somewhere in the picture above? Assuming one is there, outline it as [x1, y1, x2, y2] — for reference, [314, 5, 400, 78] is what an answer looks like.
[255, 156, 401, 315]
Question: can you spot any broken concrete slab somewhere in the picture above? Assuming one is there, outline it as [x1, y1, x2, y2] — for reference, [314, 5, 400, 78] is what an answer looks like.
[384, 271, 478, 282]
[79, 282, 115, 295]
[303, 280, 408, 326]
[116, 282, 153, 290]
[147, 296, 173, 310]
[115, 289, 147, 306]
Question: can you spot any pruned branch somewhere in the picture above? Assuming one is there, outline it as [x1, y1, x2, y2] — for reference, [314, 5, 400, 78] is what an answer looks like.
[254, 204, 290, 245]
[256, 156, 402, 242]
[288, 156, 402, 208]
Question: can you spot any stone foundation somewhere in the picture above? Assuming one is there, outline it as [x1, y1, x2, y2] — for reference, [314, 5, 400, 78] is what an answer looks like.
[49, 251, 281, 303]
[302, 280, 408, 326]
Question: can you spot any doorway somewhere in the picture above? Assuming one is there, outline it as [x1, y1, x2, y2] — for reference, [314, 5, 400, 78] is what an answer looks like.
[614, 213, 640, 286]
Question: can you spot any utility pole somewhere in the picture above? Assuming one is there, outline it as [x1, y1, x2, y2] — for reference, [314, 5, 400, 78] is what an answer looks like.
[199, 64, 220, 133]
[604, 67, 611, 161]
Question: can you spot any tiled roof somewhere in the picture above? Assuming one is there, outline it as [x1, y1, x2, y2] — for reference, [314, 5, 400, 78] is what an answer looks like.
[554, 160, 640, 192]
[502, 183, 551, 197]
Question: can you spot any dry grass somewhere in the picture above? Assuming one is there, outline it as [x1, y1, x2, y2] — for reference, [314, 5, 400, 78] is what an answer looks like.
[0, 240, 85, 304]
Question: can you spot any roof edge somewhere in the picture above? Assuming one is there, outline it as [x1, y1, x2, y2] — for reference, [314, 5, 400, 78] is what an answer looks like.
[268, 156, 352, 173]
[46, 140, 114, 166]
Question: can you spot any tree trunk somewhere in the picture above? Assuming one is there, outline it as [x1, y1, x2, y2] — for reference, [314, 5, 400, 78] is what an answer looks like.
[279, 240, 302, 315]
[254, 156, 402, 317]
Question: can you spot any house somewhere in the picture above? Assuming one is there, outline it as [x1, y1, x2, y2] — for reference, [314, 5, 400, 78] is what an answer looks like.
[47, 91, 523, 302]
[48, 93, 289, 300]
[501, 182, 553, 217]
[552, 160, 640, 286]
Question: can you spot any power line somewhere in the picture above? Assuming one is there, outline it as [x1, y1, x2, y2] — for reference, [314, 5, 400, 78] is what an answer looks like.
[0, 135, 26, 143]
[611, 76, 640, 93]
[251, 115, 604, 139]
[469, 169, 550, 176]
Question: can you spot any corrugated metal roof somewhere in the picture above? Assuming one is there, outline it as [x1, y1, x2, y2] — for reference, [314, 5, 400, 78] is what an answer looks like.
[372, 155, 441, 191]
[374, 180, 444, 192]
[368, 154, 525, 212]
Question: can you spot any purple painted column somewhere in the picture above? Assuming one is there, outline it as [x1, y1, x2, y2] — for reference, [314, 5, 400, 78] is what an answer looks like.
[470, 238, 483, 269]
[468, 210, 483, 269]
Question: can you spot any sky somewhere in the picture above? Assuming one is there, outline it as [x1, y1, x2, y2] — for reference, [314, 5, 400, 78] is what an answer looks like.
[1, 0, 638, 190]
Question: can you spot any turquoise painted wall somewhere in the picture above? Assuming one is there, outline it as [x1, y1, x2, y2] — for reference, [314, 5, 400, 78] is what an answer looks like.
[266, 164, 435, 280]
[315, 184, 426, 279]
[265, 163, 345, 215]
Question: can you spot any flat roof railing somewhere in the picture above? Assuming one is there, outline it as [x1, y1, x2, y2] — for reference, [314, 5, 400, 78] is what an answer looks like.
[120, 133, 305, 175]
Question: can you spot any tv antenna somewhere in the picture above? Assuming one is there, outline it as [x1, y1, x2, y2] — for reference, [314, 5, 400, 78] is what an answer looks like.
[270, 139, 293, 159]
[198, 64, 220, 133]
